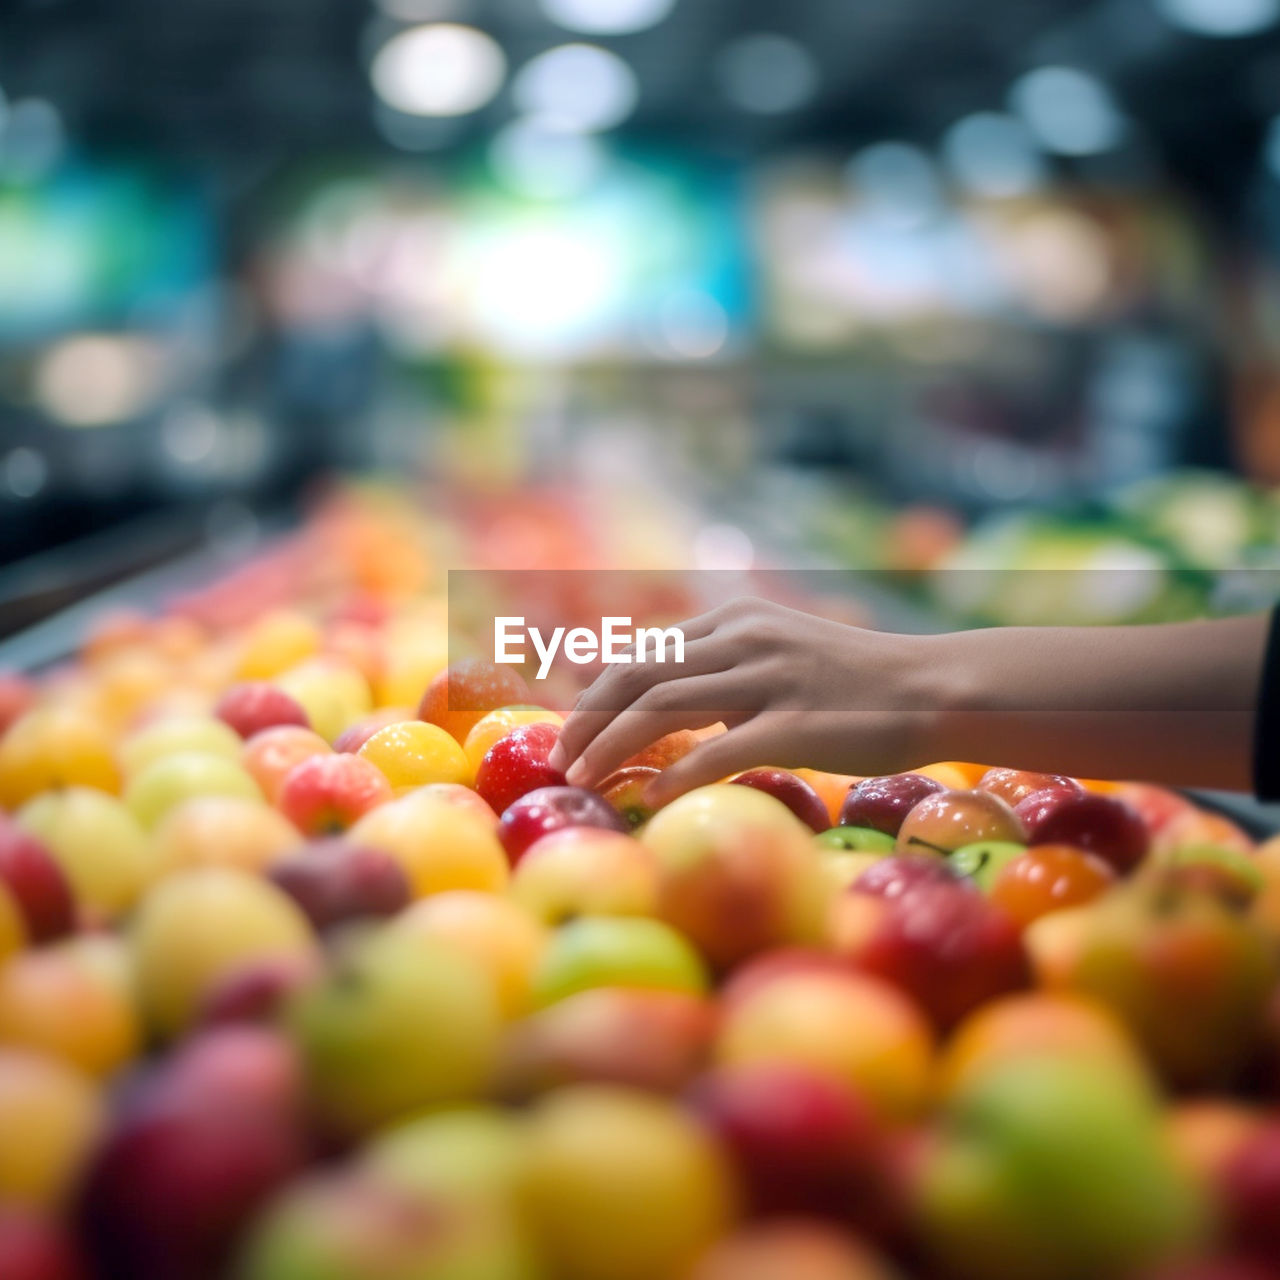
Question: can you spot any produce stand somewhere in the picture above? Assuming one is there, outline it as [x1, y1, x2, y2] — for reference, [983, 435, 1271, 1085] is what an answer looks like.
[2, 486, 1280, 1280]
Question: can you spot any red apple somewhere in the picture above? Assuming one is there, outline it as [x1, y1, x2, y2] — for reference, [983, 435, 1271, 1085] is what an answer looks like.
[1016, 791, 1150, 874]
[596, 766, 662, 830]
[896, 790, 1024, 856]
[840, 774, 945, 837]
[852, 854, 969, 902]
[686, 1220, 904, 1280]
[275, 754, 392, 836]
[497, 988, 715, 1100]
[1220, 1122, 1280, 1266]
[327, 593, 390, 629]
[164, 1025, 305, 1117]
[715, 962, 935, 1123]
[1115, 783, 1199, 847]
[978, 768, 1082, 809]
[0, 821, 75, 943]
[732, 769, 831, 833]
[214, 684, 309, 739]
[719, 948, 861, 1012]
[267, 838, 411, 930]
[687, 1062, 888, 1226]
[0, 674, 36, 737]
[199, 954, 322, 1028]
[837, 881, 1030, 1030]
[474, 722, 565, 816]
[417, 658, 533, 744]
[76, 1032, 308, 1280]
[497, 786, 628, 864]
[0, 1208, 86, 1280]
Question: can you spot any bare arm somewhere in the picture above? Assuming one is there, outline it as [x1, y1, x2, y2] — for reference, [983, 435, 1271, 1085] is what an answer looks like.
[547, 598, 1272, 805]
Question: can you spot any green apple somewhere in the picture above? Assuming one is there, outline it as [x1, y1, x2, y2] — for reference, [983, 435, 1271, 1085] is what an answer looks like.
[132, 867, 315, 1040]
[531, 917, 707, 1009]
[124, 752, 261, 830]
[17, 787, 154, 916]
[813, 826, 896, 854]
[120, 715, 243, 777]
[517, 1086, 734, 1280]
[918, 1055, 1208, 1280]
[288, 928, 502, 1135]
[240, 1167, 542, 1280]
[361, 1106, 526, 1205]
[820, 851, 891, 891]
[950, 842, 1028, 891]
[292, 1108, 538, 1280]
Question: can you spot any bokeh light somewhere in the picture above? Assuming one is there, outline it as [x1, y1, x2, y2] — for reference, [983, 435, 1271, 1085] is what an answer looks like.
[540, 0, 677, 36]
[1010, 66, 1126, 156]
[942, 112, 1047, 198]
[1004, 210, 1113, 321]
[370, 24, 506, 117]
[35, 335, 165, 428]
[846, 142, 943, 229]
[2, 447, 48, 499]
[512, 44, 639, 132]
[489, 119, 608, 200]
[1, 99, 64, 181]
[716, 34, 819, 115]
[465, 219, 624, 356]
[1155, 0, 1279, 37]
[654, 289, 730, 359]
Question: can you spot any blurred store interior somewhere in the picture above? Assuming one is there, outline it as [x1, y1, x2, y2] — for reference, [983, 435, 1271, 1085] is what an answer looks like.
[6, 0, 1280, 634]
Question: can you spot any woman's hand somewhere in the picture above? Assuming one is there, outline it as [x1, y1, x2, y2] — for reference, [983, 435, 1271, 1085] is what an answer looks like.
[546, 597, 944, 806]
[547, 598, 1271, 803]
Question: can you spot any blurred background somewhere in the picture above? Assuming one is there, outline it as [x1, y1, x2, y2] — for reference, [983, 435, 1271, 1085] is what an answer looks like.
[6, 0, 1280, 635]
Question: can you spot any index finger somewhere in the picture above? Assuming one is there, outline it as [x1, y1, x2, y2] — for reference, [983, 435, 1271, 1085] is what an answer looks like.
[549, 634, 725, 772]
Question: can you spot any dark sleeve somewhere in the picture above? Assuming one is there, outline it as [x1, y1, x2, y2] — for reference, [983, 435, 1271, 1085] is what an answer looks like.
[1256, 605, 1280, 801]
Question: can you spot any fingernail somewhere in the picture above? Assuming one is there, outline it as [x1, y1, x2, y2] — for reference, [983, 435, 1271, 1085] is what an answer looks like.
[565, 761, 587, 787]
[547, 745, 566, 771]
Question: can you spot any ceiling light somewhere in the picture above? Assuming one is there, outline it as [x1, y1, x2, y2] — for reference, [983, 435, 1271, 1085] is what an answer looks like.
[512, 44, 638, 131]
[1010, 66, 1125, 156]
[1155, 0, 1278, 36]
[540, 0, 676, 36]
[371, 23, 506, 117]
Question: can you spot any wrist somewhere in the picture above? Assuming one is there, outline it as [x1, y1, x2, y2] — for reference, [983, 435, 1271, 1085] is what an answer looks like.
[906, 630, 989, 763]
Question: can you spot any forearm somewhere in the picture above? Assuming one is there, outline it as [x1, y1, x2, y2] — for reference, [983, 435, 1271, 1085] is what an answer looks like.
[922, 612, 1272, 790]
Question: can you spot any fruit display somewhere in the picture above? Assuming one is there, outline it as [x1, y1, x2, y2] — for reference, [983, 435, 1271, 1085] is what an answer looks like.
[0, 490, 1280, 1280]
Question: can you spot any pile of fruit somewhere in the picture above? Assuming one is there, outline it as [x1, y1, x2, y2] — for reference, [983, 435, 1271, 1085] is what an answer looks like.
[2, 503, 1280, 1280]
